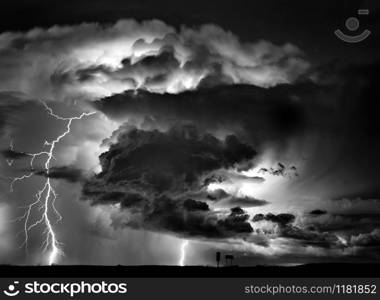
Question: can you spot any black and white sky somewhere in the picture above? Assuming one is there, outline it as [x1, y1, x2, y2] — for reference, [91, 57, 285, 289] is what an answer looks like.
[0, 0, 380, 266]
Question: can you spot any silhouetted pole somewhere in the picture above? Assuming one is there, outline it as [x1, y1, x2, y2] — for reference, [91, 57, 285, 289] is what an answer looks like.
[216, 251, 221, 268]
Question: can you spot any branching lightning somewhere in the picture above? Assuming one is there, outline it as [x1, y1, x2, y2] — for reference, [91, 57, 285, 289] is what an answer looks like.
[9, 101, 95, 265]
[179, 240, 189, 266]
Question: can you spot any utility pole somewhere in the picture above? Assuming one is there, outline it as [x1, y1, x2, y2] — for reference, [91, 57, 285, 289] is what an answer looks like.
[216, 251, 221, 268]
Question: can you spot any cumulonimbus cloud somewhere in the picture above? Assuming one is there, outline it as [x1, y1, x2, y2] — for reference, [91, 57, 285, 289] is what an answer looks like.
[0, 19, 310, 102]
[82, 124, 257, 239]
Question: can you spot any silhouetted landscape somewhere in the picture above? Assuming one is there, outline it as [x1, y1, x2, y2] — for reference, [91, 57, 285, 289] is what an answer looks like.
[1, 264, 380, 278]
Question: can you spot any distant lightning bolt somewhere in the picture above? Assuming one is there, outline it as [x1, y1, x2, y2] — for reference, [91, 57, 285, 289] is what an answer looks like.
[179, 240, 189, 266]
[9, 101, 95, 265]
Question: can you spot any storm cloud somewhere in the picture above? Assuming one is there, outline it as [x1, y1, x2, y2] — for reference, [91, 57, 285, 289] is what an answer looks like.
[94, 61, 380, 201]
[93, 83, 315, 159]
[82, 124, 256, 239]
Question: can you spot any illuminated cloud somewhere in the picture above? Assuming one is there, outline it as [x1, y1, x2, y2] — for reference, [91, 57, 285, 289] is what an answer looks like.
[0, 20, 310, 101]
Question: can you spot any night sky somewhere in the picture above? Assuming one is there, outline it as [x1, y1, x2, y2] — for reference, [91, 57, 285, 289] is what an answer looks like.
[0, 0, 380, 266]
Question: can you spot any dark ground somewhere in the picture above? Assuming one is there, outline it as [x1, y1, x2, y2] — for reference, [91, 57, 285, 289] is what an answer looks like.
[1, 264, 380, 278]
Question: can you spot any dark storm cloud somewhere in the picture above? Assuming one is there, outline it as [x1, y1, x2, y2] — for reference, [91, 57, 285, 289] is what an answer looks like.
[183, 199, 209, 211]
[84, 61, 380, 256]
[252, 212, 342, 248]
[309, 209, 327, 216]
[202, 171, 265, 189]
[219, 207, 253, 234]
[207, 190, 269, 208]
[252, 213, 296, 226]
[93, 61, 380, 172]
[34, 166, 86, 183]
[258, 163, 298, 177]
[119, 46, 180, 76]
[222, 196, 268, 208]
[51, 48, 180, 88]
[87, 124, 256, 195]
[98, 192, 254, 239]
[138, 197, 253, 238]
[93, 83, 315, 154]
[207, 188, 229, 200]
[82, 124, 256, 239]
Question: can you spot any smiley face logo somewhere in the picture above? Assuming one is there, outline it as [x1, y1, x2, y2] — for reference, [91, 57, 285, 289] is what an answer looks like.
[3, 282, 20, 297]
[335, 9, 371, 43]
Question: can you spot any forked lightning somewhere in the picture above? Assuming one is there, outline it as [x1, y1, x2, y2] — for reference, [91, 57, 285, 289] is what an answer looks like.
[9, 101, 95, 265]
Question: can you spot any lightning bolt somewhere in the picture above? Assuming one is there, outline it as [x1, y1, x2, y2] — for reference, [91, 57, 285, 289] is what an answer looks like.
[9, 101, 95, 265]
[179, 240, 189, 266]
